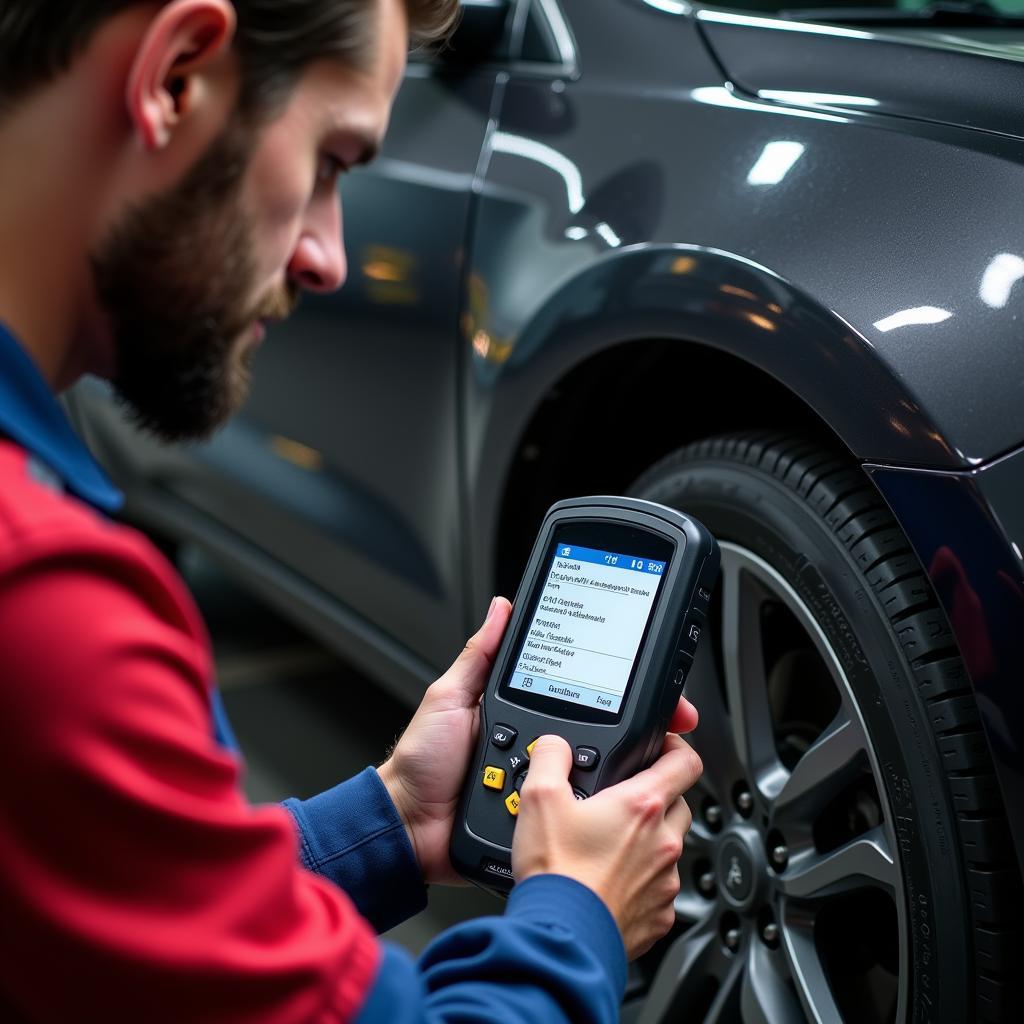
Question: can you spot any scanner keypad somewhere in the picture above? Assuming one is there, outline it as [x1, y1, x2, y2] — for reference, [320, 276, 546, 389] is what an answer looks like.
[480, 733, 597, 820]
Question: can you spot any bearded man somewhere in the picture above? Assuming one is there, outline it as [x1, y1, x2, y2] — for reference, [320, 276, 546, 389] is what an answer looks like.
[0, 2, 703, 1020]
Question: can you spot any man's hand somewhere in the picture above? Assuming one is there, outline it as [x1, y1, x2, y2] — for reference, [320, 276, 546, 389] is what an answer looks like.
[378, 598, 702, 896]
[378, 596, 513, 885]
[513, 715, 702, 960]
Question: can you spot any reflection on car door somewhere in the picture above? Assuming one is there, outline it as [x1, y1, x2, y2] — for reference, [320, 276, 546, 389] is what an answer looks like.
[184, 61, 502, 676]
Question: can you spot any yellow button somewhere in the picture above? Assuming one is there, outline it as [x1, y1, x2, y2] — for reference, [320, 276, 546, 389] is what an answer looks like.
[482, 766, 506, 790]
[526, 739, 538, 757]
[505, 791, 521, 816]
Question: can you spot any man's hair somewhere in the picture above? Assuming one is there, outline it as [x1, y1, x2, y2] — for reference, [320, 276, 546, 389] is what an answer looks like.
[0, 0, 458, 117]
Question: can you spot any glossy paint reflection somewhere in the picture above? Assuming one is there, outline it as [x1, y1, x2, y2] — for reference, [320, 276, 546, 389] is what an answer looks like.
[746, 141, 805, 185]
[490, 131, 585, 214]
[873, 306, 953, 332]
[758, 89, 881, 108]
[690, 85, 849, 124]
[979, 253, 1024, 310]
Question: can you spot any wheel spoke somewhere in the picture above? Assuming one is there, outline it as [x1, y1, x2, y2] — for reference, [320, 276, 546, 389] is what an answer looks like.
[780, 825, 897, 900]
[741, 940, 805, 1024]
[637, 922, 730, 1024]
[772, 712, 866, 825]
[705, 958, 744, 1024]
[781, 905, 847, 1024]
[682, 822, 714, 858]
[720, 554, 786, 800]
[674, 886, 714, 924]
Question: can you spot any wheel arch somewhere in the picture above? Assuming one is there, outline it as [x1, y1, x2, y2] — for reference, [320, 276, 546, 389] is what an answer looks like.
[467, 244, 961, 605]
[491, 339, 839, 598]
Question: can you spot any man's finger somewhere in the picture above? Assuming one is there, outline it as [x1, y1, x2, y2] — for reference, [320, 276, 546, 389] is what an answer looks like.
[626, 734, 703, 804]
[521, 735, 573, 799]
[430, 597, 511, 705]
[668, 695, 698, 734]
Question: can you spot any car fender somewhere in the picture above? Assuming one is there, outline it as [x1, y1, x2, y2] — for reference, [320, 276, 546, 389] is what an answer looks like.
[466, 243, 955, 592]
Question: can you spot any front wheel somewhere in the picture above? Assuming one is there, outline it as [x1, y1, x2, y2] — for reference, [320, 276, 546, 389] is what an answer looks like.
[624, 433, 1017, 1024]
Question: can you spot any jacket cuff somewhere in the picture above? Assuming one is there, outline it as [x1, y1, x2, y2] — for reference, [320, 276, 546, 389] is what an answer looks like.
[284, 767, 427, 933]
[508, 874, 628, 998]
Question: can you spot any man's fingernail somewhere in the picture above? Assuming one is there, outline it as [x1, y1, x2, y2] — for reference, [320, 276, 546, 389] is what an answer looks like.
[484, 596, 497, 624]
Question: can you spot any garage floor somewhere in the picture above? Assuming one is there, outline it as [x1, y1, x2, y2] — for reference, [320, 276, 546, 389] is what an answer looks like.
[180, 547, 503, 955]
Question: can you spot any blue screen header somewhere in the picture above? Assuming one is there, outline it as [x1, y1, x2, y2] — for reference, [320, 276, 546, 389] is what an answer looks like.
[554, 544, 666, 576]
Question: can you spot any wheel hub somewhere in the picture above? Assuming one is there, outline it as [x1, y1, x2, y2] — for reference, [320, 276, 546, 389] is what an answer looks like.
[716, 828, 766, 911]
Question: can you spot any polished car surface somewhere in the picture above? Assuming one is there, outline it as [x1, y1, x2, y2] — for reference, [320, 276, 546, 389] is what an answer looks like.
[75, 0, 1024, 1020]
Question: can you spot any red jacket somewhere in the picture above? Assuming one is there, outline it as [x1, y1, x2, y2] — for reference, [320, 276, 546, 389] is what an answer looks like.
[0, 440, 381, 1020]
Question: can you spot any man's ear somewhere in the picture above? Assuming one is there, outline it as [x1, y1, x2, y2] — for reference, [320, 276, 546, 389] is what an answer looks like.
[126, 0, 238, 151]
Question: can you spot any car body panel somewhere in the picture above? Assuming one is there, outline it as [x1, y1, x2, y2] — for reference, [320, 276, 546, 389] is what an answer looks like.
[867, 446, 1024, 879]
[463, 241, 957, 613]
[75, 0, 1024, 773]
[467, 2, 1024, 501]
[699, 10, 1024, 141]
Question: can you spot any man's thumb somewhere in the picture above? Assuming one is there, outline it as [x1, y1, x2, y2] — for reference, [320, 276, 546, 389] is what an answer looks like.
[523, 735, 573, 792]
[436, 597, 512, 701]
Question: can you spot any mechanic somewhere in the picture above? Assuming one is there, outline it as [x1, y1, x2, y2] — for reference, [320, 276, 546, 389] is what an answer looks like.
[0, 1, 703, 1020]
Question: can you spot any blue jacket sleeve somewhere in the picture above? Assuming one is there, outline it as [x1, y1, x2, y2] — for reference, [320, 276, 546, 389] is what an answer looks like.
[283, 767, 428, 933]
[355, 874, 628, 1024]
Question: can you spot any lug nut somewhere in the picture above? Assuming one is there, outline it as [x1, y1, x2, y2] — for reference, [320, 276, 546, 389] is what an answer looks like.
[698, 872, 716, 896]
[770, 844, 789, 870]
[736, 790, 753, 815]
[762, 922, 780, 945]
[704, 804, 723, 828]
[724, 928, 741, 952]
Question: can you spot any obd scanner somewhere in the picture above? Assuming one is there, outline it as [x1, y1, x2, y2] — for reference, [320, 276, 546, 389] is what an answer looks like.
[450, 496, 719, 895]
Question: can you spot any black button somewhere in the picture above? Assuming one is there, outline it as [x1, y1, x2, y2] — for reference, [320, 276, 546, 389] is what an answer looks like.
[491, 724, 517, 749]
[673, 652, 693, 689]
[574, 746, 600, 771]
[507, 751, 528, 773]
[679, 608, 707, 657]
[693, 559, 714, 609]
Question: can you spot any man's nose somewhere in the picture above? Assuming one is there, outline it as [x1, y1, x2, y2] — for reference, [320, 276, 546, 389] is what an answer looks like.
[288, 200, 347, 293]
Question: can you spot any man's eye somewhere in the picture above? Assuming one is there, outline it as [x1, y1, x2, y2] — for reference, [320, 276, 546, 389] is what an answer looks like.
[315, 153, 346, 189]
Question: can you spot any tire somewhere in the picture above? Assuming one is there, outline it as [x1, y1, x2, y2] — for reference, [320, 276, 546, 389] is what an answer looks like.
[623, 432, 1019, 1024]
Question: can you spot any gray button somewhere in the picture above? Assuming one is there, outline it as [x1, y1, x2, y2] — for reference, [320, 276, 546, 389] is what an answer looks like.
[679, 608, 707, 656]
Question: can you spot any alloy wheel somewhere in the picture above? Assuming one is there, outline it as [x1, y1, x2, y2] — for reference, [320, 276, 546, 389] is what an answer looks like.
[640, 542, 907, 1023]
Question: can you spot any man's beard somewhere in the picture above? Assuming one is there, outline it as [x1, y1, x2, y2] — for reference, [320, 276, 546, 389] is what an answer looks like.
[91, 121, 298, 443]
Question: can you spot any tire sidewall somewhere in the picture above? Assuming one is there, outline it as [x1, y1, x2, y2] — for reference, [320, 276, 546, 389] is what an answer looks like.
[634, 458, 970, 1024]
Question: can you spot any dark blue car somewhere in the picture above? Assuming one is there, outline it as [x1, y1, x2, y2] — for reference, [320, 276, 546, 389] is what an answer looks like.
[75, 0, 1024, 1020]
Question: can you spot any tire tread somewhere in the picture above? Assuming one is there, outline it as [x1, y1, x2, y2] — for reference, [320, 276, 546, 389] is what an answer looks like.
[631, 432, 1021, 1020]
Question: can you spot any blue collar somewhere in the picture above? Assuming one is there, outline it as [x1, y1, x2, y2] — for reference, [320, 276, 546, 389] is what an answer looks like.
[0, 322, 123, 513]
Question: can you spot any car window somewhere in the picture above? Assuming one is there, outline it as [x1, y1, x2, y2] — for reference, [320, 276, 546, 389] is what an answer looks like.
[520, 1, 559, 60]
[407, 0, 519, 67]
[710, 0, 1024, 16]
[510, 0, 577, 69]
